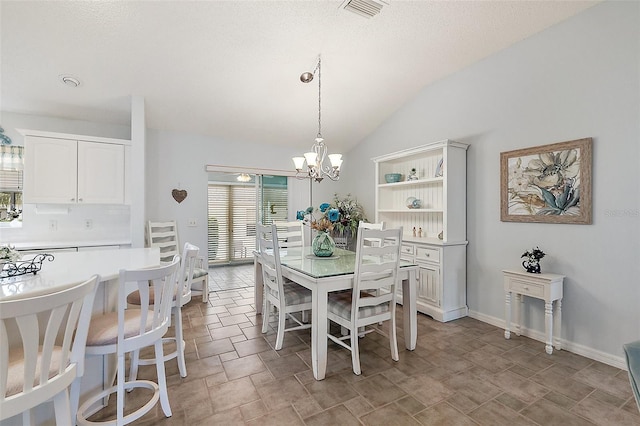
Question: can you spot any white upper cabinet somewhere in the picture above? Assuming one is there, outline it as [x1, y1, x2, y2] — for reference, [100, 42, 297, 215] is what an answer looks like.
[24, 136, 77, 204]
[77, 140, 125, 204]
[23, 132, 129, 205]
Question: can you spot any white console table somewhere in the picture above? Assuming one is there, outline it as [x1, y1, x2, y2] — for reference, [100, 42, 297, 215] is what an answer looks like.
[503, 269, 564, 355]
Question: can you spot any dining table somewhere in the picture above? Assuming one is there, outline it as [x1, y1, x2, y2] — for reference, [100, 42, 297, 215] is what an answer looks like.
[0, 247, 161, 423]
[254, 246, 419, 380]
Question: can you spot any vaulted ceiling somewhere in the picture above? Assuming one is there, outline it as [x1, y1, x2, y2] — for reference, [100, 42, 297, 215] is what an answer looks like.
[1, 1, 598, 152]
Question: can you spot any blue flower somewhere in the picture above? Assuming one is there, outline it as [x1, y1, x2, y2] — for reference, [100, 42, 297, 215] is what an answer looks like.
[328, 208, 340, 222]
[319, 203, 330, 212]
[296, 210, 305, 220]
[305, 206, 314, 214]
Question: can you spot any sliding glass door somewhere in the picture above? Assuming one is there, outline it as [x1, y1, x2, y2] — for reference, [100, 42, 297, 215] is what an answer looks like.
[207, 171, 307, 265]
[207, 177, 257, 264]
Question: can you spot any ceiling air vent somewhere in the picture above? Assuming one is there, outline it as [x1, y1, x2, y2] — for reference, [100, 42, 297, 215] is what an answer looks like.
[340, 0, 388, 19]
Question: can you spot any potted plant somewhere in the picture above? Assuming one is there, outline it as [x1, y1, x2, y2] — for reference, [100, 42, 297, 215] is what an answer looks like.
[521, 246, 545, 273]
[297, 203, 341, 256]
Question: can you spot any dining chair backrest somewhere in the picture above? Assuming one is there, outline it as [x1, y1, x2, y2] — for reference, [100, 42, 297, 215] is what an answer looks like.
[358, 220, 386, 247]
[177, 243, 199, 308]
[352, 227, 402, 325]
[257, 223, 285, 309]
[0, 275, 99, 422]
[358, 220, 385, 230]
[117, 256, 181, 356]
[147, 220, 209, 302]
[147, 220, 180, 263]
[273, 220, 305, 249]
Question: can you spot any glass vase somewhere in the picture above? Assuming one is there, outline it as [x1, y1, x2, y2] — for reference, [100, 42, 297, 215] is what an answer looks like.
[312, 231, 335, 257]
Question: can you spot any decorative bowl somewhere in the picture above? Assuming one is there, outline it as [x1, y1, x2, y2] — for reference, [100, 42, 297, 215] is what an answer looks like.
[385, 173, 403, 183]
[406, 197, 422, 209]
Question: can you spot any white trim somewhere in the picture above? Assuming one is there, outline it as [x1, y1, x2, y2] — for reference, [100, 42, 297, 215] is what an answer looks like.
[205, 164, 297, 177]
[371, 139, 469, 163]
[468, 310, 628, 370]
[16, 128, 131, 145]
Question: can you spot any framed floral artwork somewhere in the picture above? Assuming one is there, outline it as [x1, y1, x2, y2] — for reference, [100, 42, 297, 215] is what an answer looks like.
[500, 137, 592, 224]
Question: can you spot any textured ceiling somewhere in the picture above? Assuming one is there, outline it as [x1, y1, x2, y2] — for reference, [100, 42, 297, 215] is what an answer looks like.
[0, 1, 598, 152]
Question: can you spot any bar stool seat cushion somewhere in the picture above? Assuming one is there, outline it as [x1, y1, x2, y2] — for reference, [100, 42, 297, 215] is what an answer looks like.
[5, 347, 65, 397]
[86, 311, 154, 346]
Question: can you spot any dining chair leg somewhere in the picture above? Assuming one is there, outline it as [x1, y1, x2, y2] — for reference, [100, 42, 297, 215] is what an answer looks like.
[202, 276, 209, 303]
[390, 319, 399, 361]
[155, 339, 172, 417]
[275, 308, 286, 350]
[351, 331, 361, 375]
[175, 307, 187, 377]
[261, 298, 271, 334]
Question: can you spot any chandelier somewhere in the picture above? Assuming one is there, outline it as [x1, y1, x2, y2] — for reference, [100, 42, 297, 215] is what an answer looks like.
[292, 56, 342, 182]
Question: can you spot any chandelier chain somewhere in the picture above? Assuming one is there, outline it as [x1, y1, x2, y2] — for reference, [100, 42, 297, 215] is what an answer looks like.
[317, 57, 322, 140]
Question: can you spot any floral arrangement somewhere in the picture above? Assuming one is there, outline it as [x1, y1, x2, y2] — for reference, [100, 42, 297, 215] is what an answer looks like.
[297, 203, 341, 233]
[521, 246, 545, 273]
[329, 193, 368, 236]
[521, 246, 546, 262]
[0, 244, 21, 263]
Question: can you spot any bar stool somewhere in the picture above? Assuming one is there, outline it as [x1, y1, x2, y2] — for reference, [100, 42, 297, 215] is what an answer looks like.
[76, 257, 180, 425]
[127, 243, 199, 378]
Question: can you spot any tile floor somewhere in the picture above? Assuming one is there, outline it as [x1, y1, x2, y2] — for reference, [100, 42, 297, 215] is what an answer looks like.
[89, 264, 639, 425]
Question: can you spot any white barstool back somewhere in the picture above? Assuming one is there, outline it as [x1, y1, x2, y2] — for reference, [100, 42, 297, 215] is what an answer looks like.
[77, 257, 180, 426]
[1, 275, 99, 424]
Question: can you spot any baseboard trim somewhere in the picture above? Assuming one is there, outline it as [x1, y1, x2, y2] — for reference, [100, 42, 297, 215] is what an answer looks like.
[468, 310, 627, 370]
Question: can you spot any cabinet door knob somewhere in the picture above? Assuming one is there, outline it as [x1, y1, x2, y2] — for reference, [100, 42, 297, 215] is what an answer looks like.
[71, 198, 75, 201]
[78, 198, 83, 202]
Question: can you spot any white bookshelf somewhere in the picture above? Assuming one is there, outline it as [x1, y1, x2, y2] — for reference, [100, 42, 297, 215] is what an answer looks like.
[373, 140, 469, 322]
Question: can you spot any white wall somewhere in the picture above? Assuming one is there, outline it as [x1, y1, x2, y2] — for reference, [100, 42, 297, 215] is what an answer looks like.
[344, 1, 640, 367]
[144, 128, 311, 259]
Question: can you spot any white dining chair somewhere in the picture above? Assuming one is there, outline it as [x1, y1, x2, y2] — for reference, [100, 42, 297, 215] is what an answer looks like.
[1, 275, 99, 425]
[326, 227, 403, 375]
[258, 223, 312, 350]
[76, 257, 180, 426]
[147, 220, 209, 302]
[359, 220, 385, 247]
[274, 220, 305, 248]
[127, 243, 199, 378]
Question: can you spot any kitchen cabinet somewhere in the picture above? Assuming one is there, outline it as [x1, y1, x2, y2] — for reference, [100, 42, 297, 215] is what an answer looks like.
[23, 132, 128, 204]
[373, 140, 468, 322]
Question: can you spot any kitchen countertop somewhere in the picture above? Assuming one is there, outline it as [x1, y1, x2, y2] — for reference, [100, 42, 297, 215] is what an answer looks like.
[11, 240, 132, 250]
[0, 247, 159, 300]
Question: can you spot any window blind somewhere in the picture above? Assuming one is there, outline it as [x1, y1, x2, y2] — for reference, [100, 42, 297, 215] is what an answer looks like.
[0, 169, 23, 191]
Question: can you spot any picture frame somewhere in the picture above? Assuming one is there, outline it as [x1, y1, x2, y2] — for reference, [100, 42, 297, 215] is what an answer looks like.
[500, 137, 592, 224]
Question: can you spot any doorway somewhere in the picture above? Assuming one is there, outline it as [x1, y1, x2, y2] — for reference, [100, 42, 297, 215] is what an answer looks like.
[207, 170, 309, 265]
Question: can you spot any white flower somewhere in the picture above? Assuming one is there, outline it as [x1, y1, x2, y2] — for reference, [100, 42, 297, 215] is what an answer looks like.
[0, 245, 21, 262]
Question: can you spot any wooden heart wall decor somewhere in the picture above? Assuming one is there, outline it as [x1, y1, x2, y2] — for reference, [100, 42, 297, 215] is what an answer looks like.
[172, 189, 188, 204]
